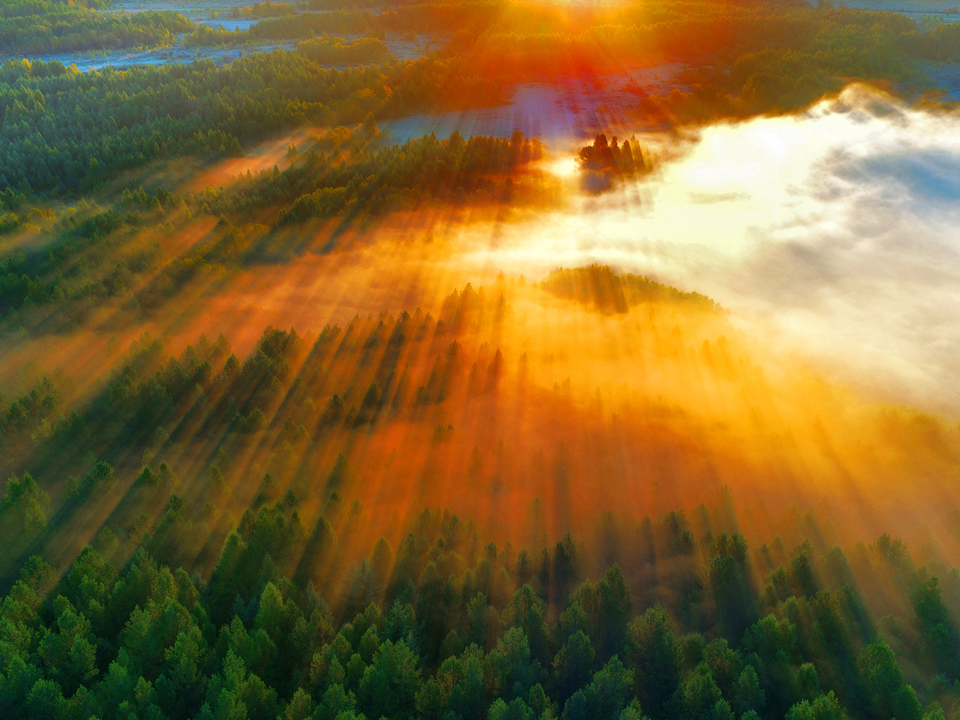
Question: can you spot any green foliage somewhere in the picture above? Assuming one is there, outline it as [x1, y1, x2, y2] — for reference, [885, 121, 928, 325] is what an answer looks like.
[268, 130, 545, 225]
[0, 512, 957, 720]
[0, 375, 66, 468]
[66, 460, 117, 501]
[297, 37, 392, 66]
[0, 48, 510, 197]
[357, 639, 420, 719]
[0, 0, 195, 55]
[912, 575, 960, 675]
[785, 691, 847, 720]
[732, 665, 765, 716]
[0, 471, 49, 534]
[708, 533, 757, 641]
[626, 605, 681, 719]
[857, 639, 922, 720]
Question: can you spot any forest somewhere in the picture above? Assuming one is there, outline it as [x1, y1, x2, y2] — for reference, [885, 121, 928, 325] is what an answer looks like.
[0, 52, 506, 195]
[0, 128, 560, 337]
[3, 262, 960, 720]
[184, 11, 387, 46]
[2, 0, 959, 197]
[2, 276, 960, 720]
[0, 0, 195, 55]
[2, 0, 960, 718]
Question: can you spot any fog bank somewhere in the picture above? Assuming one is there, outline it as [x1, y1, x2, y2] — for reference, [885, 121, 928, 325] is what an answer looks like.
[456, 85, 960, 415]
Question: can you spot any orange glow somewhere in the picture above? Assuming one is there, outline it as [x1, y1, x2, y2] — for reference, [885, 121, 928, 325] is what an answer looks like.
[5, 218, 959, 592]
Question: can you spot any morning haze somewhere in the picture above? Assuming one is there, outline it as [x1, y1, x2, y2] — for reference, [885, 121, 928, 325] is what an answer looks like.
[1, 1, 959, 719]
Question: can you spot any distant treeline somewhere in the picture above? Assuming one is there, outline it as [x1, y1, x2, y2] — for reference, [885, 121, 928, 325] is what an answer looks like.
[0, 52, 504, 195]
[635, 5, 960, 121]
[541, 266, 722, 316]
[207, 129, 548, 223]
[184, 10, 387, 46]
[380, 0, 960, 117]
[296, 37, 392, 66]
[0, 0, 195, 55]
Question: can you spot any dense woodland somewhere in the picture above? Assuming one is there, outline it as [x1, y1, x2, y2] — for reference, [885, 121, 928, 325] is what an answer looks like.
[2, 308, 960, 720]
[2, 274, 960, 720]
[2, 1, 960, 719]
[0, 0, 195, 55]
[0, 129, 559, 337]
[0, 51, 506, 196]
[1, 201, 960, 720]
[1, 0, 959, 197]
[2, 512, 960, 720]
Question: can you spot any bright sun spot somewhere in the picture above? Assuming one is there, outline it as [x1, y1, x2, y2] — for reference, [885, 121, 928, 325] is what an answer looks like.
[546, 156, 580, 177]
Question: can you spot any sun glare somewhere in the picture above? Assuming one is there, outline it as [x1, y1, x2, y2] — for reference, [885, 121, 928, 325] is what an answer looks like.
[545, 155, 581, 177]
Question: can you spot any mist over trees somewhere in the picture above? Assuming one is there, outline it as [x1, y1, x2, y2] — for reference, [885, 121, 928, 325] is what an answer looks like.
[1, 0, 960, 718]
[1, 275, 959, 720]
[2, 0, 959, 198]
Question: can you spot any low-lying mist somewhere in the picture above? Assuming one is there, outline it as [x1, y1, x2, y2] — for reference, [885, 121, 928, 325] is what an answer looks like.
[453, 85, 960, 415]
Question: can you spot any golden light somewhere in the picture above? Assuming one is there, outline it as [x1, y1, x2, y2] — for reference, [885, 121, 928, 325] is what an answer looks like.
[545, 154, 580, 177]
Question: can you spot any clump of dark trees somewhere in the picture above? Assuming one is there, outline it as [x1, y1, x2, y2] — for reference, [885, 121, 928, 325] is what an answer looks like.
[575, 133, 652, 192]
[296, 37, 392, 67]
[576, 134, 648, 176]
[4, 0, 960, 203]
[540, 265, 720, 315]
